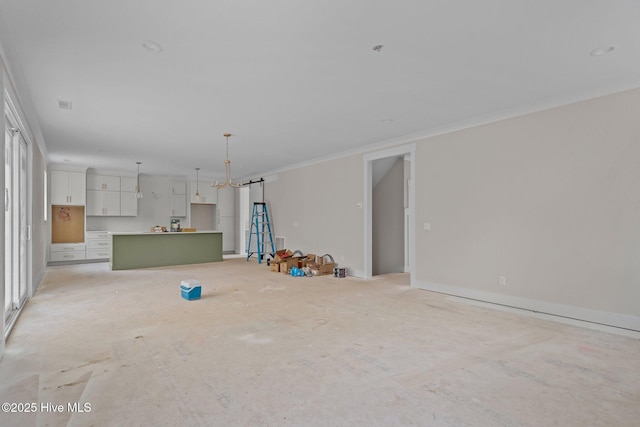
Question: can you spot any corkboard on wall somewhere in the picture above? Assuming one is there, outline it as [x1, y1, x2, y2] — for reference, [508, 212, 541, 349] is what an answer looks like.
[51, 205, 85, 243]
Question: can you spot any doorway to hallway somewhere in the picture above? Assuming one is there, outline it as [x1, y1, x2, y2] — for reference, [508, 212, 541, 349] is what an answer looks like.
[364, 144, 415, 282]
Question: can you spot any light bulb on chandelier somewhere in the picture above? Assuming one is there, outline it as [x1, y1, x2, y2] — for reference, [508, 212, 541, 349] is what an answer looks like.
[211, 133, 244, 189]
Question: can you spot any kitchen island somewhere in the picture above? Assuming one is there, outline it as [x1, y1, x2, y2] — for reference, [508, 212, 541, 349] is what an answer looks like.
[110, 231, 223, 270]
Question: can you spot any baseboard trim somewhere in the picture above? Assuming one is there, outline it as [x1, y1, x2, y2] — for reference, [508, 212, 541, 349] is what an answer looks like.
[32, 266, 46, 294]
[413, 279, 640, 334]
[348, 268, 365, 279]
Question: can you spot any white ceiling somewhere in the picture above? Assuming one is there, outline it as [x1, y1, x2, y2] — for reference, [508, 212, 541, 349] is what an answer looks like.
[1, 1, 639, 181]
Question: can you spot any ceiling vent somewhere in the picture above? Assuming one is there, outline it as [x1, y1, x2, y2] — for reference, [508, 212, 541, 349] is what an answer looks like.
[58, 99, 72, 110]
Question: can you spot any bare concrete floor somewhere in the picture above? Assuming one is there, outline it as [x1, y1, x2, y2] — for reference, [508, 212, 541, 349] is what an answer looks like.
[1, 259, 639, 426]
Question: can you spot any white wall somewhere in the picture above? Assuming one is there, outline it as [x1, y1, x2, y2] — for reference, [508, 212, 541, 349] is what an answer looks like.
[414, 88, 640, 330]
[31, 146, 47, 292]
[264, 153, 364, 273]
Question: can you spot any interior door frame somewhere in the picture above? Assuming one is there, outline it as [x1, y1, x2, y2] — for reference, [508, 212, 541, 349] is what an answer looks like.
[364, 143, 416, 282]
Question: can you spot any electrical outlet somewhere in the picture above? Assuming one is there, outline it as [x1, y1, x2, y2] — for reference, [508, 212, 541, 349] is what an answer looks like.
[423, 223, 431, 231]
[499, 276, 506, 286]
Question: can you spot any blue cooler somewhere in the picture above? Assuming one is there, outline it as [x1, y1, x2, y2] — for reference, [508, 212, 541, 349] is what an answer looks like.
[180, 279, 201, 300]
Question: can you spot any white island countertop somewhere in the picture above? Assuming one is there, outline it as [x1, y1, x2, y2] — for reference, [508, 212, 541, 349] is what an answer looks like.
[109, 230, 223, 235]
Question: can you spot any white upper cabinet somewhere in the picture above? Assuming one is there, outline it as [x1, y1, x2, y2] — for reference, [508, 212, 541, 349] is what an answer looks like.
[120, 192, 138, 216]
[170, 179, 187, 217]
[87, 190, 121, 216]
[171, 180, 186, 195]
[120, 177, 139, 216]
[121, 176, 138, 193]
[51, 170, 86, 205]
[86, 174, 138, 216]
[87, 174, 120, 191]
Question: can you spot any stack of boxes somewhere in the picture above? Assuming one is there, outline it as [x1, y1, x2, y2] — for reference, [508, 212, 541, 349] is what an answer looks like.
[269, 250, 338, 276]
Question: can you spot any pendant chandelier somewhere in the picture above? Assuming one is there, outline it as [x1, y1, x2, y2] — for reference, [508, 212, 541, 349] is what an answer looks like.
[211, 133, 243, 189]
[135, 161, 143, 198]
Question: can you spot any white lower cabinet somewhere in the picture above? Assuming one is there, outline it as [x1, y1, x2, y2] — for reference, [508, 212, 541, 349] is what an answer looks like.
[50, 243, 86, 262]
[86, 231, 111, 260]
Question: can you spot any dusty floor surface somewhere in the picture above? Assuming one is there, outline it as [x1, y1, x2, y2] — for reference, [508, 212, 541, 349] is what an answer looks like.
[1, 258, 639, 426]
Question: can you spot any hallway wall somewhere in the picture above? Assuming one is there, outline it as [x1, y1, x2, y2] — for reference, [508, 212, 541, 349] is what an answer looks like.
[372, 157, 405, 275]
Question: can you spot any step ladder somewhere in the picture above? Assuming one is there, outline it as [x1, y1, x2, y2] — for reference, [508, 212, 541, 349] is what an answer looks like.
[247, 202, 275, 263]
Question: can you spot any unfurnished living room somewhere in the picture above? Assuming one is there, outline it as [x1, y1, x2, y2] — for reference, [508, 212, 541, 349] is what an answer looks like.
[1, 2, 639, 426]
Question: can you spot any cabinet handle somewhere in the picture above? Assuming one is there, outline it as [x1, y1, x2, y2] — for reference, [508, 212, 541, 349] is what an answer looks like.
[98, 242, 108, 246]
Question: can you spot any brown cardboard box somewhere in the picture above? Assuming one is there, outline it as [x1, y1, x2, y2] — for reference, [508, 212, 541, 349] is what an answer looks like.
[270, 262, 281, 272]
[279, 261, 290, 274]
[318, 254, 335, 266]
[285, 257, 303, 271]
[301, 254, 317, 267]
[307, 254, 336, 275]
[273, 249, 293, 263]
[307, 262, 336, 276]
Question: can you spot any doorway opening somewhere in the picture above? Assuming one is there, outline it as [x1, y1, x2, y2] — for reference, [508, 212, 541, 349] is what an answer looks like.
[364, 144, 415, 282]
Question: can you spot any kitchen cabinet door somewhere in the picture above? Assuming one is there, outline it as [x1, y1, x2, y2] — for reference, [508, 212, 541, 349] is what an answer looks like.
[87, 190, 120, 216]
[51, 170, 86, 205]
[87, 174, 120, 191]
[121, 191, 138, 216]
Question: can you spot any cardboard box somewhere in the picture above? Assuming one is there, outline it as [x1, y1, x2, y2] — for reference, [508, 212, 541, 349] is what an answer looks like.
[273, 249, 293, 263]
[307, 262, 336, 276]
[285, 256, 303, 271]
[279, 261, 290, 274]
[270, 262, 281, 272]
[301, 254, 317, 267]
[317, 254, 335, 266]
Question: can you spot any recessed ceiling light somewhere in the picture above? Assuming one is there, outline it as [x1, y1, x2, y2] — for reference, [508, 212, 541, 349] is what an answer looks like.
[590, 46, 615, 56]
[58, 99, 72, 110]
[372, 44, 384, 53]
[142, 40, 163, 53]
[381, 118, 394, 124]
